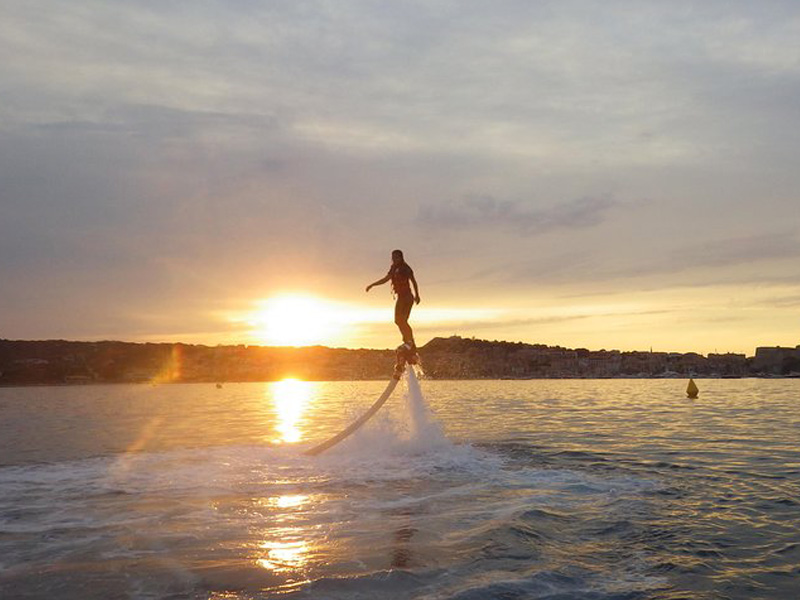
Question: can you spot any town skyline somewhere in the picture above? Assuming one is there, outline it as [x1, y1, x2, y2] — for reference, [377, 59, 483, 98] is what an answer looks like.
[3, 335, 799, 387]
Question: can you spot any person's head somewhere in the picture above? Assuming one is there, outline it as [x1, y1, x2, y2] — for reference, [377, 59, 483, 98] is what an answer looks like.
[391, 249, 404, 265]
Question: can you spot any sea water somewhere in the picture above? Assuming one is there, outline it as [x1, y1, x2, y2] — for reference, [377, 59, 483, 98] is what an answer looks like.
[1, 377, 799, 599]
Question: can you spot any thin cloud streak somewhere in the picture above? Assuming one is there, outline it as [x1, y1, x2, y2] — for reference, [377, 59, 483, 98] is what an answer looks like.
[483, 232, 800, 288]
[417, 195, 617, 236]
[414, 308, 680, 336]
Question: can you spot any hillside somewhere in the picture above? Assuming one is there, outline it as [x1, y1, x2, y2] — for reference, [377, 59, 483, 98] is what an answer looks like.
[0, 336, 768, 385]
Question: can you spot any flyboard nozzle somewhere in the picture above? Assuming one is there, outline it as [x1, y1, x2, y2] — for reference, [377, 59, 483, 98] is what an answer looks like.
[686, 378, 699, 399]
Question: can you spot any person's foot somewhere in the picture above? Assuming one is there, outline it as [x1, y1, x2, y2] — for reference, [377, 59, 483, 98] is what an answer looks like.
[395, 343, 408, 363]
[396, 341, 419, 368]
[404, 341, 419, 364]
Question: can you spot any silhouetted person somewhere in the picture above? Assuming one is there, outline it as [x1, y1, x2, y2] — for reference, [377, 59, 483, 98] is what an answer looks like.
[366, 249, 420, 351]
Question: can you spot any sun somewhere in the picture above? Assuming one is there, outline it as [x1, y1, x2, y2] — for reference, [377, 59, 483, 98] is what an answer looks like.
[248, 294, 350, 346]
[232, 293, 502, 348]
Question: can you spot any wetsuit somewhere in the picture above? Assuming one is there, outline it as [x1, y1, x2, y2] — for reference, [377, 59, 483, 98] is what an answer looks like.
[389, 262, 415, 346]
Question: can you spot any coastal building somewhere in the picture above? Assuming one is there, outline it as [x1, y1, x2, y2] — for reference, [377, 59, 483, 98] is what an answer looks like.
[707, 353, 748, 376]
[753, 346, 800, 374]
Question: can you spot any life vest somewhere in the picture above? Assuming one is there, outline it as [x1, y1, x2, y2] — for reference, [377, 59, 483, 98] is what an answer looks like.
[389, 262, 413, 296]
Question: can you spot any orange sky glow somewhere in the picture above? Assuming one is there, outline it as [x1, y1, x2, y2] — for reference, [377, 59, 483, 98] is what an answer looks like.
[2, 3, 800, 356]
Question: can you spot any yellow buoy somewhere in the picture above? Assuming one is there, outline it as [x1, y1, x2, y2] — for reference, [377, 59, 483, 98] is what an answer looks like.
[686, 378, 699, 399]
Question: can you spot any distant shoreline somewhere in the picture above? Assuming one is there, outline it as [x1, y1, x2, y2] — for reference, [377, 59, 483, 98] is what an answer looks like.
[4, 375, 800, 390]
[2, 336, 798, 386]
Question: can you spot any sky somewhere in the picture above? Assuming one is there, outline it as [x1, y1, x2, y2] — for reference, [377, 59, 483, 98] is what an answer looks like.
[1, 0, 799, 354]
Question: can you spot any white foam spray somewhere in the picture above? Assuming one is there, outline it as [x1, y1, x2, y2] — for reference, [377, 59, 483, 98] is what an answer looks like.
[404, 366, 448, 449]
[315, 365, 451, 460]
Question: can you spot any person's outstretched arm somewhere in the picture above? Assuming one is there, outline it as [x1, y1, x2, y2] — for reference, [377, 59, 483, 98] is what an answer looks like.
[366, 273, 391, 292]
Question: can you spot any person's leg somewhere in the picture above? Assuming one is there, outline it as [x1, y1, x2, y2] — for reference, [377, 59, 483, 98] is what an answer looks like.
[394, 294, 414, 345]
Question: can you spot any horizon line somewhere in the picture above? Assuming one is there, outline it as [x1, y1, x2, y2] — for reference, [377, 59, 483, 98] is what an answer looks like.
[3, 335, 797, 360]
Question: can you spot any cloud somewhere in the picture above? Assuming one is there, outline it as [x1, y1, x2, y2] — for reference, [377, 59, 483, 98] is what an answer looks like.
[2, 0, 800, 349]
[599, 232, 800, 283]
[33, 104, 282, 141]
[763, 294, 800, 308]
[671, 232, 800, 269]
[415, 313, 593, 335]
[415, 308, 679, 336]
[416, 195, 617, 236]
[477, 231, 800, 293]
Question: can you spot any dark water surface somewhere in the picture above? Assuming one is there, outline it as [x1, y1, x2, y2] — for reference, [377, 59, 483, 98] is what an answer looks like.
[1, 377, 799, 599]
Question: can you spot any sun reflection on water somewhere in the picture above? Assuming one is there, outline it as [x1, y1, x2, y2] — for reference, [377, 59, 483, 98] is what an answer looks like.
[269, 378, 316, 443]
[255, 494, 314, 585]
[273, 494, 309, 509]
[257, 538, 310, 572]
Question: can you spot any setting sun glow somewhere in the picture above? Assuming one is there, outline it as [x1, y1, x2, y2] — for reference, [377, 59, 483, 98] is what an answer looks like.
[247, 294, 362, 347]
[233, 293, 502, 348]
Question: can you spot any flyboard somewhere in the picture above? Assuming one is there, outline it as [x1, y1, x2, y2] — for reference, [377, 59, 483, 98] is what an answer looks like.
[304, 344, 419, 456]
